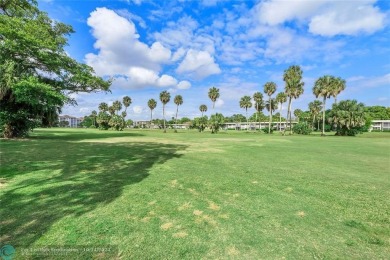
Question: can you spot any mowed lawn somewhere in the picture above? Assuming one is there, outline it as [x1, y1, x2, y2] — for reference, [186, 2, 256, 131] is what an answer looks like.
[1, 128, 389, 259]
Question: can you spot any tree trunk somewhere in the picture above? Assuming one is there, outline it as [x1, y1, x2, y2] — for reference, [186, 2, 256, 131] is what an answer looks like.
[279, 104, 282, 131]
[322, 97, 326, 136]
[163, 105, 166, 133]
[246, 109, 249, 132]
[285, 97, 292, 135]
[150, 109, 153, 129]
[175, 105, 179, 133]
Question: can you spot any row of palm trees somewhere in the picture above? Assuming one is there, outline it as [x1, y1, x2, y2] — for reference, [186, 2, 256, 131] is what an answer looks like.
[93, 65, 346, 135]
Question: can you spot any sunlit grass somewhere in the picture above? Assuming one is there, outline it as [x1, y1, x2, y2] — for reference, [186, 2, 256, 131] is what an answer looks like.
[1, 128, 389, 259]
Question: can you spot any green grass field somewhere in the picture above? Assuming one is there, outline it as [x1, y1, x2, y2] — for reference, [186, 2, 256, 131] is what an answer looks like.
[1, 128, 389, 259]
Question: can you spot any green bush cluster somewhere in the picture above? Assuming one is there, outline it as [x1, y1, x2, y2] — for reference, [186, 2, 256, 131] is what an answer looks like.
[293, 122, 312, 135]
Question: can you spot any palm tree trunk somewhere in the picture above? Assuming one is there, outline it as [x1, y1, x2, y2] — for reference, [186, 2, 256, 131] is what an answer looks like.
[317, 117, 320, 131]
[322, 97, 326, 136]
[201, 111, 204, 117]
[163, 105, 166, 133]
[150, 109, 152, 129]
[285, 97, 292, 135]
[175, 105, 179, 133]
[268, 96, 271, 133]
[279, 104, 282, 131]
[246, 109, 248, 132]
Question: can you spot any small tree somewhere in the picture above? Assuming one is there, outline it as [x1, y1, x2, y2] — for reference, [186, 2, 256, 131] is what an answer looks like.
[159, 91, 171, 133]
[239, 96, 252, 131]
[328, 100, 366, 136]
[199, 104, 207, 117]
[209, 113, 224, 134]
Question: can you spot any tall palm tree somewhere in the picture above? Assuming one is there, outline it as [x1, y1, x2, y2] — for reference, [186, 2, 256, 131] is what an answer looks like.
[263, 82, 277, 133]
[294, 109, 303, 122]
[98, 102, 108, 112]
[253, 92, 264, 131]
[265, 98, 278, 132]
[332, 77, 346, 104]
[122, 96, 132, 112]
[313, 75, 335, 136]
[159, 91, 171, 133]
[148, 99, 157, 129]
[174, 95, 183, 133]
[208, 87, 220, 110]
[275, 92, 287, 131]
[239, 96, 252, 131]
[108, 106, 115, 116]
[283, 65, 304, 135]
[112, 100, 122, 115]
[308, 100, 322, 130]
[199, 104, 207, 117]
[91, 110, 97, 127]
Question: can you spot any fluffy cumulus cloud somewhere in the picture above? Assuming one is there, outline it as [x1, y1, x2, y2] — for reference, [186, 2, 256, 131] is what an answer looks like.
[176, 49, 221, 79]
[255, 0, 386, 36]
[85, 7, 184, 89]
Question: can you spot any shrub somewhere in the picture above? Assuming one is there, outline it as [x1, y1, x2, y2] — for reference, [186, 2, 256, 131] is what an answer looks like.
[293, 122, 312, 135]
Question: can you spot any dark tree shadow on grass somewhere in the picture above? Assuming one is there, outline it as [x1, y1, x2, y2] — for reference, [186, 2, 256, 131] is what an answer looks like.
[0, 138, 187, 248]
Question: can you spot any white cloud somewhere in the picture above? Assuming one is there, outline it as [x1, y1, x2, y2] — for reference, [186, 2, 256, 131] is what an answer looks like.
[176, 49, 221, 79]
[133, 105, 144, 114]
[85, 7, 181, 89]
[255, 0, 386, 36]
[215, 98, 224, 108]
[177, 80, 191, 90]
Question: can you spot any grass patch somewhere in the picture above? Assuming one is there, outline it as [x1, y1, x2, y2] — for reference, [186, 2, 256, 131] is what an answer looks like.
[1, 128, 389, 259]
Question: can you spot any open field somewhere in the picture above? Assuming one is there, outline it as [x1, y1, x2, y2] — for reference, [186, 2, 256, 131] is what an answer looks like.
[1, 128, 389, 259]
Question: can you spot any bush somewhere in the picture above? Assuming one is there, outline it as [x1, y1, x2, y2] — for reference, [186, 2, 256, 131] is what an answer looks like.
[262, 127, 273, 134]
[293, 122, 312, 135]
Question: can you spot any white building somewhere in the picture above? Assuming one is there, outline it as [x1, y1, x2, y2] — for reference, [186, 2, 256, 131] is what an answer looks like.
[370, 120, 390, 131]
[58, 115, 83, 128]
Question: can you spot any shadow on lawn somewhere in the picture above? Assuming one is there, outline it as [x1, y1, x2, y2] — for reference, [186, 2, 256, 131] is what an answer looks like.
[29, 129, 144, 141]
[0, 139, 187, 247]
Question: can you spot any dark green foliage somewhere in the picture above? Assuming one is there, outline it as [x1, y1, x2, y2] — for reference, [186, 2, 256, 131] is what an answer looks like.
[293, 122, 312, 135]
[109, 115, 125, 131]
[192, 116, 208, 132]
[0, 0, 110, 138]
[262, 124, 275, 134]
[209, 113, 224, 133]
[96, 112, 110, 130]
[329, 100, 366, 136]
[364, 106, 390, 120]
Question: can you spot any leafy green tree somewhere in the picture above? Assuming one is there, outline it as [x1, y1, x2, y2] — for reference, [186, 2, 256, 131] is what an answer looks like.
[364, 106, 390, 120]
[192, 116, 208, 132]
[125, 119, 134, 128]
[159, 91, 170, 133]
[108, 106, 116, 116]
[264, 82, 277, 133]
[180, 117, 191, 124]
[293, 122, 312, 135]
[91, 110, 97, 127]
[148, 99, 157, 128]
[239, 96, 252, 131]
[328, 100, 366, 136]
[174, 95, 183, 132]
[208, 87, 220, 110]
[109, 115, 124, 131]
[313, 75, 336, 135]
[294, 109, 303, 122]
[332, 77, 346, 104]
[209, 113, 224, 134]
[275, 92, 287, 131]
[253, 92, 264, 131]
[98, 102, 108, 112]
[265, 98, 278, 132]
[309, 100, 322, 130]
[283, 65, 304, 135]
[199, 104, 207, 117]
[122, 96, 132, 113]
[0, 1, 110, 137]
[96, 111, 110, 130]
[112, 100, 122, 115]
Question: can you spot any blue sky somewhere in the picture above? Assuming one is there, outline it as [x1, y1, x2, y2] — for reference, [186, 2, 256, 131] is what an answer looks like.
[39, 0, 390, 120]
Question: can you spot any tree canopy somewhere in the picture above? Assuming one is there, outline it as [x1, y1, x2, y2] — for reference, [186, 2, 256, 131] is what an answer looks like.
[0, 0, 110, 137]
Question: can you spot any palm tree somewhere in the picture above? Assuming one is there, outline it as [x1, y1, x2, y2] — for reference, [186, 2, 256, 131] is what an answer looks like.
[263, 82, 277, 133]
[98, 102, 108, 112]
[199, 104, 207, 117]
[112, 100, 122, 115]
[174, 95, 183, 133]
[239, 96, 252, 131]
[121, 111, 127, 118]
[148, 99, 157, 129]
[122, 96, 132, 112]
[159, 91, 171, 133]
[283, 65, 304, 135]
[91, 110, 97, 127]
[253, 92, 264, 131]
[108, 106, 115, 116]
[265, 98, 278, 132]
[208, 87, 220, 110]
[275, 92, 287, 131]
[294, 109, 303, 122]
[313, 75, 335, 136]
[332, 77, 346, 104]
[308, 100, 322, 130]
